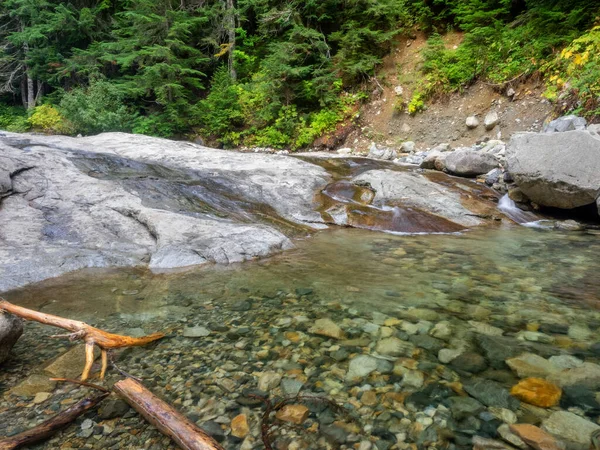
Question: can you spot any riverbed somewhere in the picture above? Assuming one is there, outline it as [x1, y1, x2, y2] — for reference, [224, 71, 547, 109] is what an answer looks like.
[2, 224, 600, 449]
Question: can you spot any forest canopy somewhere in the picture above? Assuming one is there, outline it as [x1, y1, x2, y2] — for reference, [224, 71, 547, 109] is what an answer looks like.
[0, 0, 599, 147]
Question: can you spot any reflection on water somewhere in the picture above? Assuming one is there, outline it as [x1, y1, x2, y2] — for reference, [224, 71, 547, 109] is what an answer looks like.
[4, 226, 599, 322]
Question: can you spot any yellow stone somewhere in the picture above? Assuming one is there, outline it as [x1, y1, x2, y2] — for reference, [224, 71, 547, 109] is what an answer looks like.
[275, 404, 309, 424]
[284, 331, 301, 343]
[361, 390, 378, 406]
[526, 323, 540, 332]
[383, 318, 402, 327]
[511, 378, 561, 408]
[231, 414, 250, 438]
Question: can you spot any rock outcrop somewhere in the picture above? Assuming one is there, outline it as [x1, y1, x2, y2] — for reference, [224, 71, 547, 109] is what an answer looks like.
[506, 130, 600, 210]
[0, 132, 331, 292]
[0, 313, 23, 364]
[352, 169, 491, 227]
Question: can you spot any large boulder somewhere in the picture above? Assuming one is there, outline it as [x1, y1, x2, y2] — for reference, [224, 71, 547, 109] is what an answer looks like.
[0, 132, 331, 292]
[506, 131, 600, 209]
[444, 149, 499, 177]
[543, 115, 587, 133]
[0, 312, 23, 364]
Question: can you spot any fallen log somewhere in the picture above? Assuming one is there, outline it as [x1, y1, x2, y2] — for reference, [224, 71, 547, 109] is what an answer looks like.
[113, 378, 225, 450]
[0, 392, 109, 450]
[0, 299, 165, 380]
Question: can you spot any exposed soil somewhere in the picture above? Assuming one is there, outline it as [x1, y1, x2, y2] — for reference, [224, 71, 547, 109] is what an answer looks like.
[343, 32, 554, 152]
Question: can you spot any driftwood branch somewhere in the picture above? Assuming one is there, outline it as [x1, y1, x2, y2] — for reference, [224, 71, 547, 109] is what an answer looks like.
[0, 393, 109, 450]
[113, 378, 225, 450]
[0, 299, 165, 380]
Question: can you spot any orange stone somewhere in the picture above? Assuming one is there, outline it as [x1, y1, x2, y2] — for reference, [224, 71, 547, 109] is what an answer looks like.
[509, 424, 564, 450]
[275, 404, 310, 424]
[231, 414, 249, 438]
[510, 378, 561, 408]
[285, 331, 302, 343]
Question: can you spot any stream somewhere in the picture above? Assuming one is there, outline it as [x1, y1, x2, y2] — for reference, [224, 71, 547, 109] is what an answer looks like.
[2, 223, 600, 449]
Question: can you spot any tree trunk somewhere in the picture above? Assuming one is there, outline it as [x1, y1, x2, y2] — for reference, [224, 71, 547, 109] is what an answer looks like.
[226, 0, 236, 81]
[113, 378, 224, 450]
[20, 78, 27, 109]
[26, 72, 34, 110]
[0, 393, 109, 450]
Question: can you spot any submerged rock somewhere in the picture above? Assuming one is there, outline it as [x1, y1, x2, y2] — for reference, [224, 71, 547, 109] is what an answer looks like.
[542, 411, 600, 449]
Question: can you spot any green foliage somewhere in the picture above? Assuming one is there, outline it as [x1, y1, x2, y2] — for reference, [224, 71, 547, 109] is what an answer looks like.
[28, 104, 69, 133]
[1, 0, 599, 136]
[407, 92, 425, 115]
[543, 26, 600, 116]
[59, 78, 133, 135]
[0, 104, 28, 132]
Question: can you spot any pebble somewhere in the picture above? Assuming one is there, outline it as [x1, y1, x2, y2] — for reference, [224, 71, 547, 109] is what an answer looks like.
[230, 414, 249, 438]
[275, 404, 309, 424]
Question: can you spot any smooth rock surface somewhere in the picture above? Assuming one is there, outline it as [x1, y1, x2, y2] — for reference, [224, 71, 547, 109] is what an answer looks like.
[352, 170, 486, 227]
[0, 132, 331, 292]
[542, 411, 600, 450]
[506, 131, 600, 210]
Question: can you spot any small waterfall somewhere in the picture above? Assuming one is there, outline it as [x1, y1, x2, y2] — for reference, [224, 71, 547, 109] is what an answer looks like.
[498, 194, 538, 224]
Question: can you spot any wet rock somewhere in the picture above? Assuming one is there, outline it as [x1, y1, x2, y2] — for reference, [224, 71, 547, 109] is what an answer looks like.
[498, 423, 528, 449]
[430, 321, 452, 340]
[469, 320, 504, 336]
[543, 115, 587, 133]
[352, 169, 488, 228]
[231, 414, 250, 438]
[183, 326, 211, 337]
[542, 411, 600, 449]
[506, 353, 559, 379]
[477, 335, 523, 369]
[406, 383, 454, 408]
[98, 397, 131, 419]
[201, 421, 226, 443]
[473, 436, 516, 449]
[560, 385, 600, 415]
[548, 362, 600, 389]
[32, 392, 52, 404]
[438, 348, 462, 364]
[510, 378, 562, 408]
[567, 324, 591, 341]
[375, 337, 415, 357]
[409, 335, 444, 353]
[258, 371, 282, 391]
[401, 370, 425, 389]
[464, 379, 520, 410]
[548, 355, 583, 370]
[506, 130, 600, 210]
[346, 355, 379, 381]
[9, 374, 57, 397]
[485, 111, 500, 130]
[509, 423, 565, 450]
[466, 116, 480, 129]
[281, 378, 304, 397]
[275, 404, 309, 424]
[308, 318, 345, 339]
[445, 149, 499, 177]
[0, 313, 23, 364]
[450, 352, 488, 374]
[321, 424, 348, 444]
[447, 396, 485, 420]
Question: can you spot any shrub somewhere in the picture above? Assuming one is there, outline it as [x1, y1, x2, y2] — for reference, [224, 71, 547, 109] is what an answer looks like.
[0, 104, 29, 132]
[28, 105, 70, 134]
[543, 26, 600, 116]
[59, 78, 133, 135]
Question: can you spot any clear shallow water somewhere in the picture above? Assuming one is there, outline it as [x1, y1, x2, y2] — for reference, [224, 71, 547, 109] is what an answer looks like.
[4, 226, 600, 320]
[2, 226, 600, 449]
